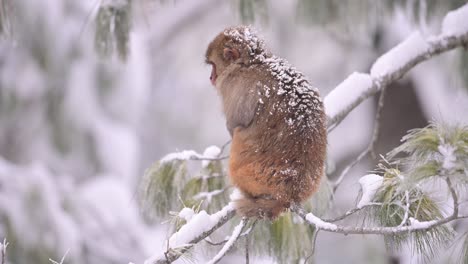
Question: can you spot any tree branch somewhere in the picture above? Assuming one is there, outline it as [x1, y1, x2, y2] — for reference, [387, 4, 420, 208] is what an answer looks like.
[291, 202, 461, 236]
[332, 86, 387, 191]
[206, 218, 249, 264]
[325, 32, 468, 130]
[205, 220, 256, 246]
[145, 204, 236, 264]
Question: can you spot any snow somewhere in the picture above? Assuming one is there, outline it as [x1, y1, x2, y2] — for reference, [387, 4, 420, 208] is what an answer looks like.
[409, 217, 437, 229]
[357, 174, 384, 209]
[206, 220, 245, 264]
[178, 207, 195, 222]
[0, 160, 82, 259]
[229, 188, 244, 201]
[168, 203, 234, 247]
[442, 3, 468, 37]
[144, 203, 235, 264]
[193, 189, 224, 204]
[202, 145, 221, 168]
[324, 72, 373, 119]
[160, 146, 222, 165]
[438, 144, 457, 170]
[94, 119, 140, 185]
[370, 32, 429, 77]
[100, 0, 129, 8]
[160, 150, 202, 164]
[305, 213, 338, 231]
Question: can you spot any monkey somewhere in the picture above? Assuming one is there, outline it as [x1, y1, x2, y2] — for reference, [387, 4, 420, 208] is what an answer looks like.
[205, 26, 327, 220]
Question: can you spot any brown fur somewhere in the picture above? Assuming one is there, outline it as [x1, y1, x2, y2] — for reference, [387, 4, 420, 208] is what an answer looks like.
[205, 26, 327, 220]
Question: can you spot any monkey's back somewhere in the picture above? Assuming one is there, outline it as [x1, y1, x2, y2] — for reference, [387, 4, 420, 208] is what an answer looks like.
[229, 58, 327, 205]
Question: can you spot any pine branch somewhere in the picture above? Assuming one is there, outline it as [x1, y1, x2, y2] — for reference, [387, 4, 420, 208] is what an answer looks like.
[291, 176, 463, 235]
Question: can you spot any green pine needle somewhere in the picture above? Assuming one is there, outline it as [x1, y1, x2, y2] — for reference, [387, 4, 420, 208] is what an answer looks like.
[139, 160, 188, 218]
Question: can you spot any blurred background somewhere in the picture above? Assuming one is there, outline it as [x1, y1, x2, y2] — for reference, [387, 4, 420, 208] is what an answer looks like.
[0, 0, 467, 263]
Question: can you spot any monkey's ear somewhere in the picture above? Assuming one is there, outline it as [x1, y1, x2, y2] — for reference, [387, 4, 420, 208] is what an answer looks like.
[223, 47, 240, 61]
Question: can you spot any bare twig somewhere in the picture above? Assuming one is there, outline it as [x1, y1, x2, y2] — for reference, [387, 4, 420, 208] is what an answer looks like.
[332, 148, 369, 191]
[207, 218, 249, 264]
[304, 229, 320, 263]
[191, 156, 229, 162]
[291, 202, 462, 236]
[204, 222, 255, 246]
[324, 207, 364, 223]
[217, 140, 232, 158]
[193, 187, 231, 204]
[398, 191, 410, 227]
[332, 87, 387, 191]
[49, 249, 70, 264]
[1, 239, 8, 264]
[369, 87, 387, 159]
[446, 177, 459, 218]
[245, 232, 250, 264]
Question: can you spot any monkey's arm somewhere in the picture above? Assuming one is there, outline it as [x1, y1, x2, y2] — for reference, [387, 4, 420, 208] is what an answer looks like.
[224, 80, 260, 136]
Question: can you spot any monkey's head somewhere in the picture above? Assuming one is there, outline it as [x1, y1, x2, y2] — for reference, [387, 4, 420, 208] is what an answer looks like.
[205, 26, 269, 87]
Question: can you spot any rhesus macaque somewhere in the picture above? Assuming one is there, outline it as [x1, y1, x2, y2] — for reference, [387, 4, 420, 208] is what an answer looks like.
[205, 26, 327, 219]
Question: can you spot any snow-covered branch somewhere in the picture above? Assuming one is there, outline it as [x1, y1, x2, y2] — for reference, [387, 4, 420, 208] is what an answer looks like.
[144, 204, 236, 264]
[160, 145, 228, 164]
[291, 172, 463, 235]
[291, 204, 461, 236]
[325, 3, 468, 129]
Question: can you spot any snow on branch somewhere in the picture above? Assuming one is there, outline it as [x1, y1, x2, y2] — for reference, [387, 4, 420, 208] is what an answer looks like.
[291, 174, 465, 235]
[160, 145, 227, 164]
[291, 204, 462, 236]
[324, 2, 468, 129]
[324, 73, 373, 123]
[144, 204, 236, 264]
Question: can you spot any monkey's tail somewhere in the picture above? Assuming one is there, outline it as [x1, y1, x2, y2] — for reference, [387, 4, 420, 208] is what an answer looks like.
[234, 196, 290, 219]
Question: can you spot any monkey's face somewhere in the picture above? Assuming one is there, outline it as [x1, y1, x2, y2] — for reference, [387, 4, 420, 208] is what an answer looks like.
[205, 34, 240, 87]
